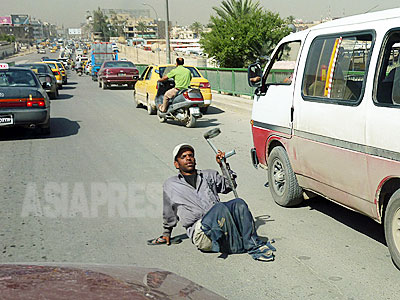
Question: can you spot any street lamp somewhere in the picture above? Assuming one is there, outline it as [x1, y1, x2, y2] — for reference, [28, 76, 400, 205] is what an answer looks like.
[143, 3, 161, 63]
[165, 0, 171, 64]
[142, 3, 159, 39]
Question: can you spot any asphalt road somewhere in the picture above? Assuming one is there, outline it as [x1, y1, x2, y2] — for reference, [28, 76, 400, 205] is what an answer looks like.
[1, 52, 400, 299]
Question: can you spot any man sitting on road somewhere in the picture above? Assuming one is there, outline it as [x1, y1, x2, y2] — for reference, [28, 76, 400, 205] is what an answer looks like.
[157, 57, 192, 113]
[148, 144, 276, 262]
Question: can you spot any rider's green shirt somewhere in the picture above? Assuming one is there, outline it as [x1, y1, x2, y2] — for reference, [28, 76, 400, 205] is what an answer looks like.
[167, 65, 192, 90]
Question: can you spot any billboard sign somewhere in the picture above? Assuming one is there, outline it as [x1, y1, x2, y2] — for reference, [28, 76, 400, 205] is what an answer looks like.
[11, 14, 29, 25]
[0, 16, 12, 25]
[68, 28, 82, 35]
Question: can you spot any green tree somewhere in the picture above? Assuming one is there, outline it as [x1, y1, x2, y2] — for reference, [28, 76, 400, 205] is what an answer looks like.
[109, 10, 126, 37]
[136, 21, 147, 38]
[92, 7, 111, 41]
[200, 0, 290, 68]
[190, 21, 203, 38]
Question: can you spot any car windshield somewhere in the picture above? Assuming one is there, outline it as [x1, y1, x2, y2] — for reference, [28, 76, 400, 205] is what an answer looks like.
[57, 63, 64, 69]
[18, 64, 50, 74]
[104, 61, 135, 68]
[0, 70, 38, 87]
[159, 66, 201, 78]
[46, 62, 57, 69]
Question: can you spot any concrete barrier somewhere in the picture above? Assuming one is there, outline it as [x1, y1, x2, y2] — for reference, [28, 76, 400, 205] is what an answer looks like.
[0, 42, 16, 59]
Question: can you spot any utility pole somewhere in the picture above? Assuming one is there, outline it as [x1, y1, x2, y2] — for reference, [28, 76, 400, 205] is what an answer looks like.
[165, 0, 171, 64]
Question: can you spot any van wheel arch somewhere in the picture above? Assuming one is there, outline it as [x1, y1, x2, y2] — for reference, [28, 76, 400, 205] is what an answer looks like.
[379, 178, 400, 223]
[267, 139, 285, 162]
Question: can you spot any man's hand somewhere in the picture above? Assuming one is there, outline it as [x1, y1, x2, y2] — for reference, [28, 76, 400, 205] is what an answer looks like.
[216, 150, 225, 166]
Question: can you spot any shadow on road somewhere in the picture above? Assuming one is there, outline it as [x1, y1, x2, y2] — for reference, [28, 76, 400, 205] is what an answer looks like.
[67, 81, 78, 85]
[206, 106, 224, 115]
[303, 196, 386, 245]
[54, 93, 74, 100]
[0, 117, 80, 141]
[164, 118, 220, 128]
[61, 85, 76, 90]
[104, 86, 134, 90]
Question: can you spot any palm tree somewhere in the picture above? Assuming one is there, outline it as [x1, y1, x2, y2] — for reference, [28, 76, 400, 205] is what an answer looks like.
[136, 21, 147, 38]
[213, 0, 262, 20]
[190, 21, 203, 38]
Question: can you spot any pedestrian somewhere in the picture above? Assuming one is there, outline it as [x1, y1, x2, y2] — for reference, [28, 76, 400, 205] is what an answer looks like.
[148, 144, 276, 261]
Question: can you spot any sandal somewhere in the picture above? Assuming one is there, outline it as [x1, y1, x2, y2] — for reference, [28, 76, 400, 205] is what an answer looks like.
[147, 236, 169, 245]
[147, 236, 183, 246]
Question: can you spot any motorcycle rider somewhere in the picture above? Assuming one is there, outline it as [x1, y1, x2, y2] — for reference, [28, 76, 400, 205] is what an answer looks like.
[158, 57, 192, 113]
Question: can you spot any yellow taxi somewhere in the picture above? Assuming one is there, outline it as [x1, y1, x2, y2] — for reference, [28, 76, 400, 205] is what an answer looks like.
[43, 61, 63, 88]
[134, 64, 212, 114]
[54, 61, 68, 84]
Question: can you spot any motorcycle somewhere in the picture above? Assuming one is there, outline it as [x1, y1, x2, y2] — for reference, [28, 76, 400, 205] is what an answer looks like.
[156, 79, 204, 128]
[77, 66, 83, 76]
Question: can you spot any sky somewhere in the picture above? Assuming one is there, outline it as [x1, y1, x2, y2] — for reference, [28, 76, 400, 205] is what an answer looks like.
[1, 0, 399, 28]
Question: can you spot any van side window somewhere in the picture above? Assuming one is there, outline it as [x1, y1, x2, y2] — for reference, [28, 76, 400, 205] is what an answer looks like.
[375, 31, 400, 105]
[303, 33, 372, 103]
[266, 41, 301, 85]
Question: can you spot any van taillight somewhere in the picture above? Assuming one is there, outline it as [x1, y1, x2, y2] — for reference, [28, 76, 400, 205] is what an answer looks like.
[27, 99, 45, 107]
[199, 82, 210, 88]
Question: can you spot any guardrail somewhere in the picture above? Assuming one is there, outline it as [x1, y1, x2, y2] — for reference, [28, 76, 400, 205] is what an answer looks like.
[134, 64, 300, 98]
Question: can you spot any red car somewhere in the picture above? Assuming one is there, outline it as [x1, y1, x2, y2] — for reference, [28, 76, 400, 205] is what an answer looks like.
[97, 60, 139, 89]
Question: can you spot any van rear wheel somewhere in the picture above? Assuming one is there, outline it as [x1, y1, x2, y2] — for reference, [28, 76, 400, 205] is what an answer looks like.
[267, 146, 303, 207]
[384, 190, 400, 270]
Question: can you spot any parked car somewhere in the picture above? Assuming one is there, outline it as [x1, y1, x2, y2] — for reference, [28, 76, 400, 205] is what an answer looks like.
[97, 60, 139, 89]
[43, 61, 63, 89]
[248, 7, 400, 269]
[15, 63, 58, 99]
[134, 64, 212, 114]
[0, 63, 50, 134]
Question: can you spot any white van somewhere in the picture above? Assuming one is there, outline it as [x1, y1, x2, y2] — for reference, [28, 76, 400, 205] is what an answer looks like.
[248, 8, 400, 269]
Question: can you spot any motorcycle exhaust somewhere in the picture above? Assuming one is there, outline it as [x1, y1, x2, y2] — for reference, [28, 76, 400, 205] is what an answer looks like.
[203, 127, 238, 198]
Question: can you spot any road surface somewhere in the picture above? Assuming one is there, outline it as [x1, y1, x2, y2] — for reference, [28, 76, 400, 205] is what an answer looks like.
[1, 52, 399, 299]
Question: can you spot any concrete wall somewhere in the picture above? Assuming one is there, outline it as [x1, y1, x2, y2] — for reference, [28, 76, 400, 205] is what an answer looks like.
[0, 42, 16, 59]
[117, 43, 208, 67]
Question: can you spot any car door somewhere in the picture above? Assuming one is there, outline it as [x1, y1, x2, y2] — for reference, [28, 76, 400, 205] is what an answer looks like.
[135, 67, 149, 102]
[294, 30, 372, 205]
[252, 39, 302, 140]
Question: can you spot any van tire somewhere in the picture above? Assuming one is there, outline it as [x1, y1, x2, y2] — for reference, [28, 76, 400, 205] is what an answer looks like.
[384, 189, 400, 270]
[267, 146, 303, 207]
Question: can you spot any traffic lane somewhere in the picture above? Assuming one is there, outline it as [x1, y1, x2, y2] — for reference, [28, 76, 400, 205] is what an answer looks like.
[106, 86, 400, 299]
[0, 68, 399, 299]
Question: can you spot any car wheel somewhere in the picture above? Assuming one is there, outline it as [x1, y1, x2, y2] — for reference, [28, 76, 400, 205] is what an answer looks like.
[384, 189, 400, 270]
[102, 80, 107, 90]
[200, 106, 208, 114]
[147, 98, 155, 115]
[133, 91, 142, 108]
[267, 146, 303, 207]
[185, 113, 196, 128]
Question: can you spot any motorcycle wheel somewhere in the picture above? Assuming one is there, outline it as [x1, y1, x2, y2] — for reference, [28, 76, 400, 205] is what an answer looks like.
[185, 113, 196, 128]
[157, 111, 166, 123]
